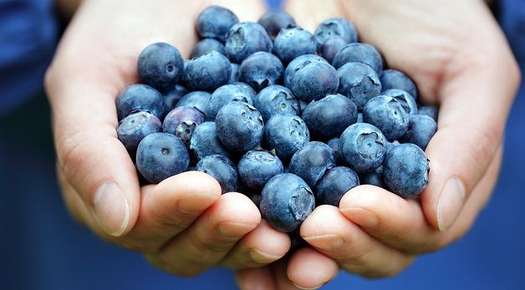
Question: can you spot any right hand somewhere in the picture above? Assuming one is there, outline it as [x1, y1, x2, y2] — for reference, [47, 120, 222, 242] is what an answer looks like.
[45, 0, 291, 277]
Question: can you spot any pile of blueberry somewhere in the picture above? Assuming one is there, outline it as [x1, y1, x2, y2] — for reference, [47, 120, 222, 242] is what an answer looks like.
[116, 6, 438, 233]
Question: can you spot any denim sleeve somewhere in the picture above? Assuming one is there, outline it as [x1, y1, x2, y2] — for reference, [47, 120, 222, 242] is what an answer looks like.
[0, 0, 58, 116]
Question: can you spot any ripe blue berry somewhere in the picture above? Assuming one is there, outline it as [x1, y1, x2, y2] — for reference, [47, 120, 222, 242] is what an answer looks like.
[215, 102, 264, 152]
[316, 166, 360, 206]
[208, 83, 256, 119]
[302, 94, 358, 140]
[238, 150, 284, 190]
[117, 112, 161, 153]
[116, 84, 167, 120]
[239, 52, 284, 91]
[163, 107, 205, 144]
[260, 173, 315, 232]
[383, 144, 429, 198]
[340, 123, 387, 173]
[253, 85, 300, 121]
[225, 22, 273, 63]
[138, 42, 184, 92]
[289, 141, 336, 187]
[196, 5, 239, 42]
[264, 114, 310, 161]
[136, 133, 189, 184]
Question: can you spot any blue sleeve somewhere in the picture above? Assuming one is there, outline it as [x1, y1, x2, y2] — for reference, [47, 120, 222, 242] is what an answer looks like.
[0, 0, 58, 116]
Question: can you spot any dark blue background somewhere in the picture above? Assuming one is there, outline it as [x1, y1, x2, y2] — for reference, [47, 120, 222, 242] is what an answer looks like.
[1, 0, 524, 289]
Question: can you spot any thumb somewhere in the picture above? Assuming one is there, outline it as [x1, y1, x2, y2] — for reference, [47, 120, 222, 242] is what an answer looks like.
[48, 78, 140, 237]
[421, 35, 521, 231]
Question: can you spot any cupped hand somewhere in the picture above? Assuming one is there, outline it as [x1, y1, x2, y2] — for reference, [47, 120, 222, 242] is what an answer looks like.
[45, 0, 291, 277]
[237, 0, 521, 288]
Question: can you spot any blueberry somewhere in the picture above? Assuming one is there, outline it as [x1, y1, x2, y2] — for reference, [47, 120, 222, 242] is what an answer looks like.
[332, 43, 383, 74]
[196, 5, 239, 42]
[302, 94, 358, 140]
[184, 51, 231, 92]
[164, 84, 188, 109]
[176, 91, 211, 116]
[314, 17, 357, 45]
[380, 69, 418, 98]
[273, 27, 317, 64]
[225, 22, 273, 63]
[238, 150, 284, 190]
[228, 63, 240, 83]
[284, 54, 327, 87]
[363, 94, 410, 141]
[253, 85, 300, 121]
[264, 114, 310, 161]
[319, 36, 347, 63]
[327, 138, 344, 164]
[258, 10, 296, 38]
[196, 154, 238, 193]
[418, 105, 439, 121]
[285, 54, 339, 102]
[360, 166, 384, 187]
[163, 106, 205, 144]
[289, 141, 336, 187]
[136, 133, 190, 184]
[386, 140, 400, 153]
[239, 52, 284, 91]
[216, 102, 264, 152]
[316, 166, 359, 206]
[340, 123, 386, 173]
[260, 173, 315, 232]
[383, 89, 418, 115]
[383, 143, 429, 198]
[208, 83, 256, 119]
[190, 38, 225, 59]
[337, 62, 382, 110]
[117, 112, 162, 153]
[190, 122, 231, 160]
[400, 114, 437, 150]
[116, 84, 167, 120]
[138, 42, 184, 92]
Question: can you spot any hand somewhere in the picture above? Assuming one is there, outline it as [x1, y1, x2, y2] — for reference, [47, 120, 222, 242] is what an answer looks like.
[45, 0, 291, 277]
[237, 0, 521, 288]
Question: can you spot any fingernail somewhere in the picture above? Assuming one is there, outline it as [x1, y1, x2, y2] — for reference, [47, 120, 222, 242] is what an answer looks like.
[437, 177, 466, 231]
[303, 234, 344, 251]
[341, 207, 379, 228]
[249, 248, 281, 264]
[92, 182, 130, 237]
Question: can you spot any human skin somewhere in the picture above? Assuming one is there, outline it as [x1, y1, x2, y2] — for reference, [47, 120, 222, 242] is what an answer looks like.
[235, 0, 521, 289]
[45, 0, 294, 278]
[46, 0, 520, 289]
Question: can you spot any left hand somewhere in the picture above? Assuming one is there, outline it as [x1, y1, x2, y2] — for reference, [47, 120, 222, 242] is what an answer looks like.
[236, 0, 520, 288]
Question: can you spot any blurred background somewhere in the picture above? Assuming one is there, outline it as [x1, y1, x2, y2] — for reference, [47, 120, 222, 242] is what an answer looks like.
[1, 0, 524, 289]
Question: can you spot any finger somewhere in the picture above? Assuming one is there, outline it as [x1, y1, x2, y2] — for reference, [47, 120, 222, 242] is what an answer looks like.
[221, 220, 291, 269]
[340, 185, 440, 253]
[46, 75, 140, 237]
[236, 267, 277, 290]
[150, 192, 260, 276]
[273, 261, 304, 290]
[340, 146, 502, 254]
[301, 205, 413, 278]
[421, 28, 520, 231]
[287, 248, 339, 289]
[284, 0, 344, 32]
[121, 171, 221, 251]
